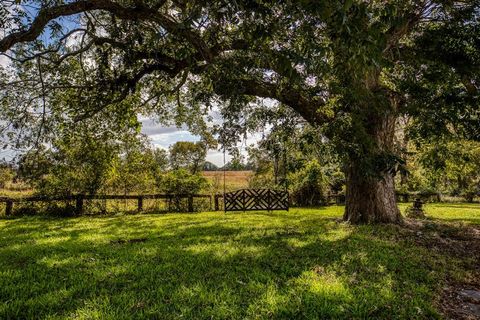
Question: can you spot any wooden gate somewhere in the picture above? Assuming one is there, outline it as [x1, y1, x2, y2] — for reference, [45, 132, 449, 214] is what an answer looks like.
[224, 189, 289, 212]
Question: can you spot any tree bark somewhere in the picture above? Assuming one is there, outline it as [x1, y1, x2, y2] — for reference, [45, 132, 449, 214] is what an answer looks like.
[343, 112, 402, 224]
[344, 165, 401, 224]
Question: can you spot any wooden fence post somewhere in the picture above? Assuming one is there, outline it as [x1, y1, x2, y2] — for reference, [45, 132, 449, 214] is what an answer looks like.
[188, 195, 194, 212]
[75, 195, 84, 215]
[5, 200, 13, 216]
[137, 196, 143, 212]
[214, 195, 219, 211]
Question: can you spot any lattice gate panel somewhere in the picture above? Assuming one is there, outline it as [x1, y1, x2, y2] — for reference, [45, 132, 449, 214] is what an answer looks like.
[224, 189, 289, 212]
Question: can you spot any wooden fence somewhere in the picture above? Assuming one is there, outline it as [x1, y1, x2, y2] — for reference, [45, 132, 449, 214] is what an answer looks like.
[0, 191, 457, 216]
[0, 194, 212, 216]
[326, 192, 444, 204]
[326, 192, 446, 204]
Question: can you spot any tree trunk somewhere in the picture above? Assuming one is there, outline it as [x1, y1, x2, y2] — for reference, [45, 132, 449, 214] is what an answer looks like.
[344, 165, 401, 223]
[343, 111, 402, 224]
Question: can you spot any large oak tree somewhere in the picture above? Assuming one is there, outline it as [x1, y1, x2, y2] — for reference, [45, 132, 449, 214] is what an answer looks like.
[0, 0, 478, 223]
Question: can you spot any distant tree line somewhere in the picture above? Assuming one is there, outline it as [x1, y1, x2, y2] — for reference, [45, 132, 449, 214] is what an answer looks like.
[2, 107, 478, 205]
[12, 132, 209, 198]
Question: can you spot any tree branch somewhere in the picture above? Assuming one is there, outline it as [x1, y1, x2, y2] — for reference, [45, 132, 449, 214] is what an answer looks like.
[213, 78, 329, 126]
[0, 0, 211, 59]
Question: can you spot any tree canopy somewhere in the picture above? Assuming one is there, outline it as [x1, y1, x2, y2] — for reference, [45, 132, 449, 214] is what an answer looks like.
[1, 0, 479, 223]
[169, 140, 206, 173]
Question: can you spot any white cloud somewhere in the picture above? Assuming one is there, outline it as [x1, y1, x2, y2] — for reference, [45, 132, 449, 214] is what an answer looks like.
[149, 130, 199, 146]
[140, 117, 263, 167]
[0, 54, 10, 69]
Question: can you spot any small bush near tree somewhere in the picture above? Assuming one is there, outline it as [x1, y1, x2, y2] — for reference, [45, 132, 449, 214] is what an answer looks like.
[290, 160, 328, 206]
[161, 169, 209, 211]
[162, 169, 208, 195]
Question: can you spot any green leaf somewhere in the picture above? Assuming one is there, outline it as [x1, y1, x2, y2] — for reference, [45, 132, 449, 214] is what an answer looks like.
[343, 0, 353, 11]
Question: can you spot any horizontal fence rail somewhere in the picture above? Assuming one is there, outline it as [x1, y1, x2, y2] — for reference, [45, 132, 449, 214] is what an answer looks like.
[326, 192, 449, 205]
[395, 192, 442, 203]
[0, 194, 212, 202]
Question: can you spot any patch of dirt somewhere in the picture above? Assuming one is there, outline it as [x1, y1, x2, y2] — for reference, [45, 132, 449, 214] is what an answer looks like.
[402, 219, 480, 319]
[440, 284, 480, 320]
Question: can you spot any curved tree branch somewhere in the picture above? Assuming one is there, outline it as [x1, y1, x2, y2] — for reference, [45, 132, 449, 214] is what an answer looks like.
[212, 78, 329, 126]
[0, 0, 213, 58]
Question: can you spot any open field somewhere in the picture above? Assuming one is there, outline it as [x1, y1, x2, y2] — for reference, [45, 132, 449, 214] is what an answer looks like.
[0, 204, 479, 319]
[0, 188, 34, 198]
[202, 170, 253, 192]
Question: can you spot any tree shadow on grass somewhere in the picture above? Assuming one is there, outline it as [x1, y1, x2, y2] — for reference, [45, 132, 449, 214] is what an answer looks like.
[0, 214, 456, 319]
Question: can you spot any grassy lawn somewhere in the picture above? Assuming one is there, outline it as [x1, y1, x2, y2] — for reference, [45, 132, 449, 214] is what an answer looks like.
[0, 204, 479, 319]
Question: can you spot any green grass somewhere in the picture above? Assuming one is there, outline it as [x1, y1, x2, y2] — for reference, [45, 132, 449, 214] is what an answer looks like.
[421, 203, 480, 225]
[0, 204, 479, 319]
